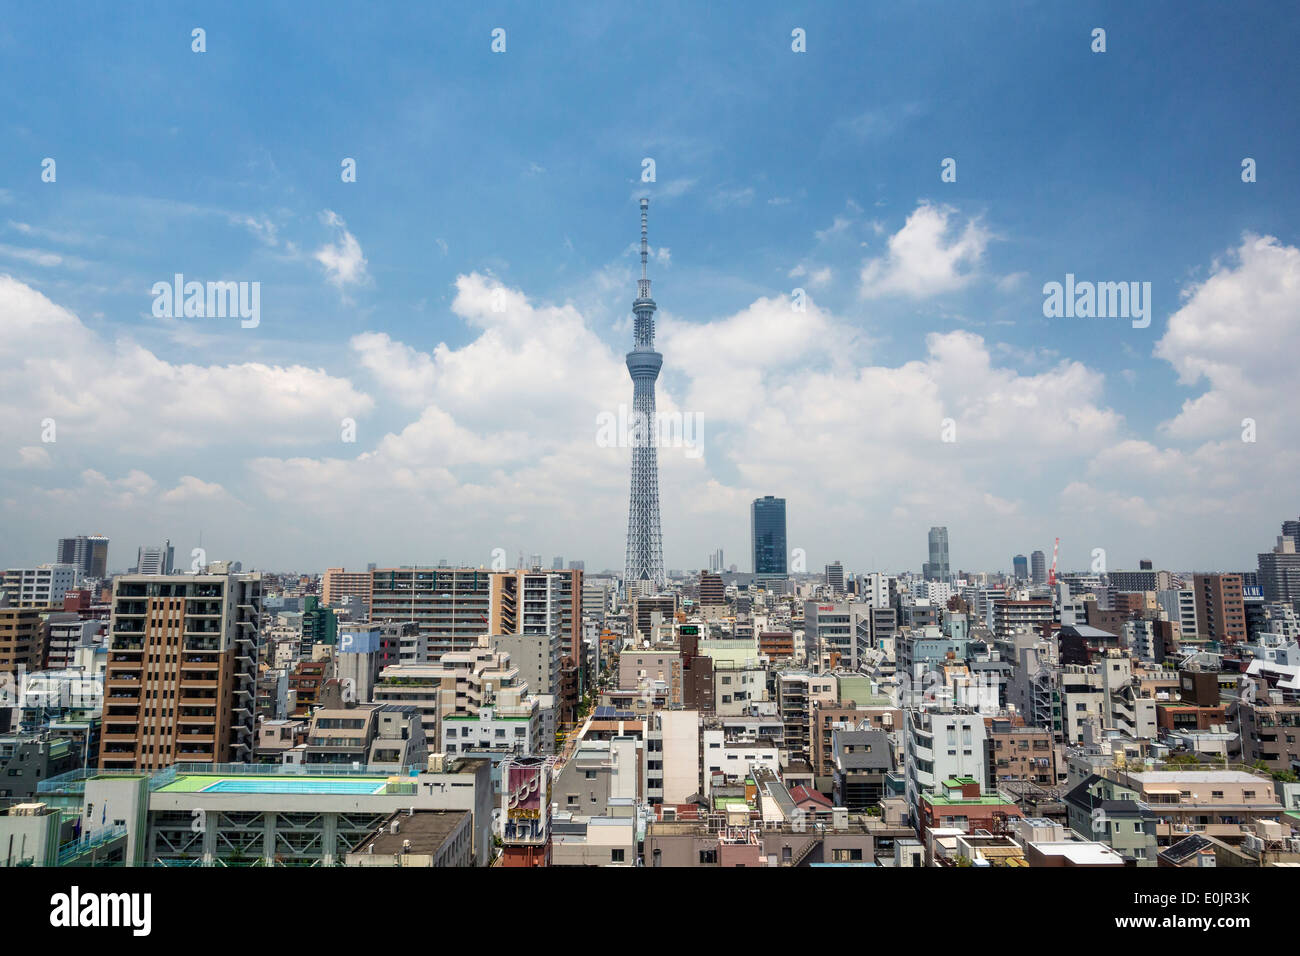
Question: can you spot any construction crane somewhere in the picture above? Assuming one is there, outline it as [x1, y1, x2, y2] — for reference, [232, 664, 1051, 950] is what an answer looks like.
[1048, 537, 1060, 588]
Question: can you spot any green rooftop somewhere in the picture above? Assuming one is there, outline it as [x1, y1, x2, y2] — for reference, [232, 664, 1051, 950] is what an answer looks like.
[926, 794, 1014, 807]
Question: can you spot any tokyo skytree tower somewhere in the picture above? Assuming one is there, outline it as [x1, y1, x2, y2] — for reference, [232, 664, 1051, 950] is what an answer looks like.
[623, 198, 665, 594]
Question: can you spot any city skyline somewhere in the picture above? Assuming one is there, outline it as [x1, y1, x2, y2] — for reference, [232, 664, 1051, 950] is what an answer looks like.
[1, 3, 1298, 574]
[2, 2, 1299, 903]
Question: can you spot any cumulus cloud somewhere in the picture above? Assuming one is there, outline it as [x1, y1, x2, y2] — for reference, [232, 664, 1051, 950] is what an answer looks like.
[0, 275, 373, 451]
[1067, 234, 1300, 553]
[246, 273, 1133, 569]
[1156, 234, 1300, 442]
[352, 332, 437, 407]
[859, 202, 990, 298]
[6, 227, 1296, 571]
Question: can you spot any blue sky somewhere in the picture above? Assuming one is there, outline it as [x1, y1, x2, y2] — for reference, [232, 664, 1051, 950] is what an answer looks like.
[1, 1, 1297, 575]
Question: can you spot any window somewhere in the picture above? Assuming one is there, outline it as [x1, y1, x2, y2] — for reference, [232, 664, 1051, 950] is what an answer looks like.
[611, 849, 625, 863]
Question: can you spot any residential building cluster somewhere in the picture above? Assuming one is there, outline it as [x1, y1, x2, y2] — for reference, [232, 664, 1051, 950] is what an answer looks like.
[3, 514, 1300, 868]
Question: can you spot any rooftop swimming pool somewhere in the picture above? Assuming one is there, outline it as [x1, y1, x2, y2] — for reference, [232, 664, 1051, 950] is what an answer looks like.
[193, 778, 389, 795]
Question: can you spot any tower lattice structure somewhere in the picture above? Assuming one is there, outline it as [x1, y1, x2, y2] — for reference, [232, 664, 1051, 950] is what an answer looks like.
[624, 197, 665, 595]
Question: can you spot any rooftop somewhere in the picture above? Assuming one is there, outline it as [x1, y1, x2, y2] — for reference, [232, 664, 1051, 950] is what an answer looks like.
[1127, 770, 1267, 783]
[157, 773, 405, 795]
[927, 794, 1016, 808]
[351, 810, 469, 856]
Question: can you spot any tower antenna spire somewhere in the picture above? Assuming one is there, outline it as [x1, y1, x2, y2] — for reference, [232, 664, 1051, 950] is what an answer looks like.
[640, 197, 649, 280]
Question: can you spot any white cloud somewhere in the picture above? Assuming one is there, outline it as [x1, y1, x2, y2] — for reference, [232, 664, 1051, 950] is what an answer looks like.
[0, 274, 373, 452]
[352, 332, 437, 407]
[314, 210, 369, 288]
[1156, 234, 1300, 442]
[0, 244, 65, 267]
[244, 276, 1131, 570]
[859, 202, 990, 299]
[160, 475, 231, 505]
[16, 446, 51, 469]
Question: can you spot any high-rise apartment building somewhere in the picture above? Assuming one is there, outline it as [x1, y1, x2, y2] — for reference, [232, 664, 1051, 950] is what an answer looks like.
[825, 561, 845, 596]
[99, 566, 261, 771]
[1156, 588, 1199, 639]
[751, 496, 787, 578]
[56, 535, 110, 579]
[857, 572, 891, 609]
[489, 568, 583, 671]
[924, 527, 950, 583]
[1282, 518, 1300, 547]
[631, 595, 677, 643]
[369, 567, 492, 663]
[804, 601, 872, 671]
[2, 564, 79, 607]
[992, 598, 1053, 639]
[136, 541, 175, 575]
[301, 595, 339, 656]
[581, 578, 614, 625]
[322, 567, 374, 617]
[1258, 522, 1300, 607]
[1192, 573, 1247, 643]
[0, 606, 46, 679]
[903, 710, 988, 814]
[1110, 570, 1159, 592]
[1012, 554, 1028, 581]
[698, 571, 725, 607]
[1030, 550, 1047, 585]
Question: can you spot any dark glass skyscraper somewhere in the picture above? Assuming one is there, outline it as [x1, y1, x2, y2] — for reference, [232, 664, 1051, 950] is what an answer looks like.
[751, 496, 787, 576]
[924, 526, 950, 582]
[1013, 554, 1028, 580]
[56, 534, 109, 578]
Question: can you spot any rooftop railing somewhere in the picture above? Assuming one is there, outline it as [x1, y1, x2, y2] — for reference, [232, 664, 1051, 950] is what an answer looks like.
[57, 825, 128, 865]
